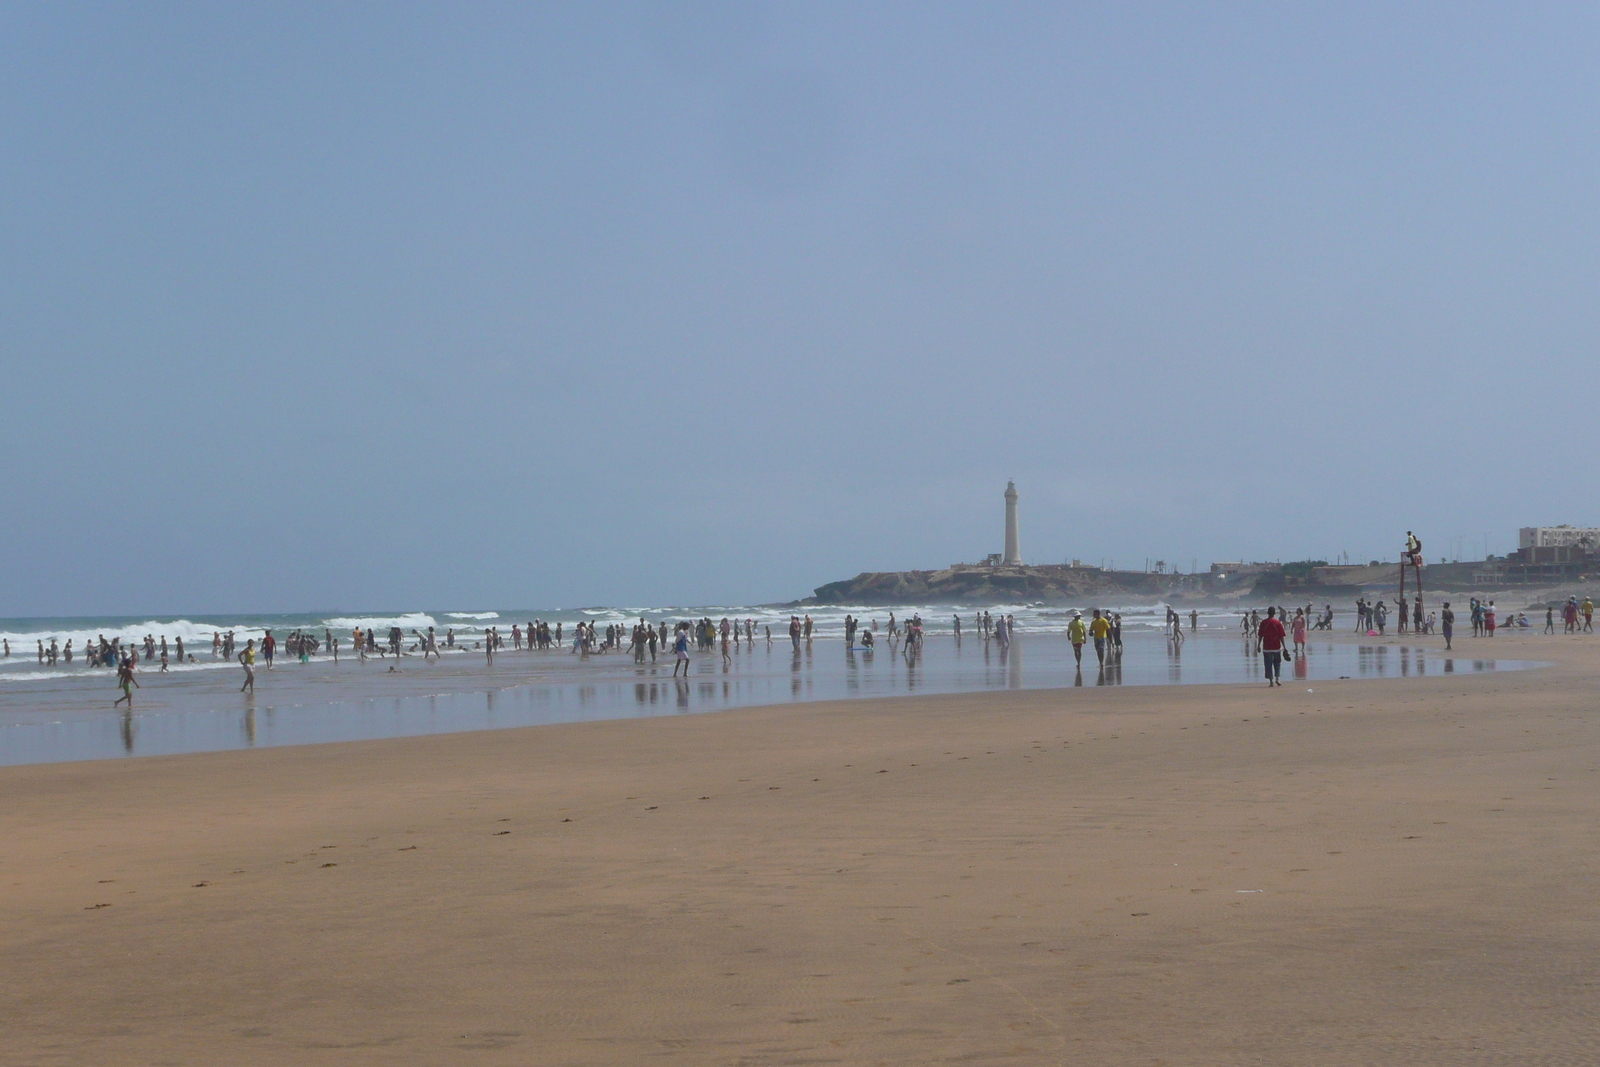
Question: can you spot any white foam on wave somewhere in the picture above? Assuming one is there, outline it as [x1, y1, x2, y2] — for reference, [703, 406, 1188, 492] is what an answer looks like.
[446, 612, 499, 620]
[321, 612, 439, 632]
[0, 658, 242, 682]
[0, 619, 265, 654]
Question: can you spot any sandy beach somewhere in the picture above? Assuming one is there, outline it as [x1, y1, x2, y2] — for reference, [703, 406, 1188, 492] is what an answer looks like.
[3, 629, 1595, 1065]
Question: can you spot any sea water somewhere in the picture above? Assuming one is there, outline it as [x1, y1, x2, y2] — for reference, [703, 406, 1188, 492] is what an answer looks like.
[0, 606, 1536, 767]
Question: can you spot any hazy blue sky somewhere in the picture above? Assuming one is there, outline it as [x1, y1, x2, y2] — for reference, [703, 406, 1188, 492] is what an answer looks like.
[3, 2, 1598, 615]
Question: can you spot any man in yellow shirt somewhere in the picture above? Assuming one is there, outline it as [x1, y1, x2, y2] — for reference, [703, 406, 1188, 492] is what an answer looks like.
[1089, 609, 1112, 665]
[1067, 611, 1088, 666]
[1584, 597, 1594, 633]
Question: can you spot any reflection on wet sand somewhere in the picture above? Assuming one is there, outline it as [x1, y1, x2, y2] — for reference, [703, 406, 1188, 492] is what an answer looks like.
[1, 634, 1537, 767]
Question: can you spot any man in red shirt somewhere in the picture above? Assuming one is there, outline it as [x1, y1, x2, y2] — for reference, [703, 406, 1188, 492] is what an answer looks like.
[1257, 607, 1288, 687]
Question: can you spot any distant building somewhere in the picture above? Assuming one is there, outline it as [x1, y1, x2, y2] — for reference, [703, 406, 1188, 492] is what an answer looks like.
[1483, 527, 1600, 583]
[1519, 526, 1600, 550]
[1208, 562, 1276, 579]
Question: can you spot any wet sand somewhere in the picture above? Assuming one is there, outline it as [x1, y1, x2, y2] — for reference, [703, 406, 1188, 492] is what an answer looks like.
[0, 632, 1530, 765]
[2, 629, 1594, 1065]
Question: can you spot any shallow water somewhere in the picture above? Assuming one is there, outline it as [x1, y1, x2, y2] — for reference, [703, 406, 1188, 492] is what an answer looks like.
[0, 632, 1536, 767]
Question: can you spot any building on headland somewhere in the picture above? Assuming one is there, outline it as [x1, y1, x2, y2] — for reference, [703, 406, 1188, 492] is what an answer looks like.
[1002, 481, 1021, 565]
[1520, 526, 1600, 550]
[1208, 562, 1277, 581]
[1471, 527, 1600, 584]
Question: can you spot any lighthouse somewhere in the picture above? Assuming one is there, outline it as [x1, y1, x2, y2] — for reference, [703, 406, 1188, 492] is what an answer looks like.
[1003, 480, 1021, 565]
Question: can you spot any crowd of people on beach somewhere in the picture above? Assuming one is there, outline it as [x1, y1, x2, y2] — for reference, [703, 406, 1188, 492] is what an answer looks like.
[8, 585, 1596, 708]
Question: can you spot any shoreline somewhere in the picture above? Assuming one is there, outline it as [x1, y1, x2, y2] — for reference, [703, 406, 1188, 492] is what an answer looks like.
[0, 629, 1543, 768]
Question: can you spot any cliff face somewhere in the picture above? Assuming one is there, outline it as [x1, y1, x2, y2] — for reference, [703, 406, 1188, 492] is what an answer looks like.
[805, 566, 1184, 606]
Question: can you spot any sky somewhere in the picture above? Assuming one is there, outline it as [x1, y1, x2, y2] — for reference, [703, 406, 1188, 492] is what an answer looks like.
[3, 2, 1598, 615]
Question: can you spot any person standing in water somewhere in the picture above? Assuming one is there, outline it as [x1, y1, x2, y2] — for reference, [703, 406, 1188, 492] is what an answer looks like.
[1089, 609, 1110, 666]
[113, 657, 139, 707]
[238, 639, 256, 693]
[672, 624, 691, 677]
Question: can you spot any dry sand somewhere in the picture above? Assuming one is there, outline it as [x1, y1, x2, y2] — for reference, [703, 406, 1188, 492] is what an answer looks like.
[3, 630, 1595, 1065]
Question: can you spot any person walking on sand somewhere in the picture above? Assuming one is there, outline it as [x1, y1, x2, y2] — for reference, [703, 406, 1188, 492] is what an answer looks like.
[1089, 609, 1110, 666]
[1067, 611, 1087, 666]
[672, 624, 691, 677]
[1441, 601, 1455, 649]
[1292, 607, 1308, 656]
[113, 657, 139, 707]
[1485, 601, 1497, 636]
[1584, 596, 1595, 632]
[238, 639, 256, 693]
[1258, 607, 1288, 687]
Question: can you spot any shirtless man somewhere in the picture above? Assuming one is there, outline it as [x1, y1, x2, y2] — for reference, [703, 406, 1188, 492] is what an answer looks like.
[114, 657, 139, 706]
[238, 640, 256, 693]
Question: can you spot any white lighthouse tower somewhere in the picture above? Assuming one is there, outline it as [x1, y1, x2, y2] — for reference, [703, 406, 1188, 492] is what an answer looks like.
[1002, 480, 1021, 565]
